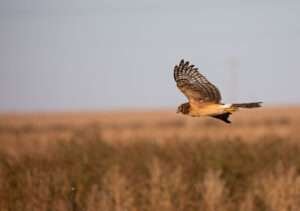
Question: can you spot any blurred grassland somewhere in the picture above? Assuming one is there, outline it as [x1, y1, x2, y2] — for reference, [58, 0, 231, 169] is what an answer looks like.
[0, 106, 300, 210]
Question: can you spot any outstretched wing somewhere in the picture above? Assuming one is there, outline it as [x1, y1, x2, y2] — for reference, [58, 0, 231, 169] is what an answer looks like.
[174, 59, 222, 103]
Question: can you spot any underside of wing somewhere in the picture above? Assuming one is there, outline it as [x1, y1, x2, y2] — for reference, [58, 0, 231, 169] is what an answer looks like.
[174, 59, 222, 104]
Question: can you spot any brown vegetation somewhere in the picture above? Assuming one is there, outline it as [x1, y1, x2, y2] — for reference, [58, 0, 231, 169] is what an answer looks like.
[0, 107, 300, 210]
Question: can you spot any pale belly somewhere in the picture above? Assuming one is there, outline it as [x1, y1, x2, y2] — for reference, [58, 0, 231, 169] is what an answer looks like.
[189, 104, 229, 116]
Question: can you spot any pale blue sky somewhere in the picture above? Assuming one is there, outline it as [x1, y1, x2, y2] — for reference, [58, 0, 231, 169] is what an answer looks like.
[1, 0, 300, 111]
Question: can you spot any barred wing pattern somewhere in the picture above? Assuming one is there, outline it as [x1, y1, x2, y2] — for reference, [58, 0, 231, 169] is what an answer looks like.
[174, 59, 222, 103]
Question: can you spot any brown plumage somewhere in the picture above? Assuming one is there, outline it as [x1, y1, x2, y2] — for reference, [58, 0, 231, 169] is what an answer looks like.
[174, 59, 262, 123]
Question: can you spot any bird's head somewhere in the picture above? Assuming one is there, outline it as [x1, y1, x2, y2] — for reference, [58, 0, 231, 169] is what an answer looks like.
[176, 103, 190, 114]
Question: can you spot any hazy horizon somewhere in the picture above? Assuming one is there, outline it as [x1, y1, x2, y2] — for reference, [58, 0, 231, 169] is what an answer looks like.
[1, 0, 300, 112]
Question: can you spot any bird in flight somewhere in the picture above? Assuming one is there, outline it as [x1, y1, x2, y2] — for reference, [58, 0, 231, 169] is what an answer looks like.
[174, 59, 262, 123]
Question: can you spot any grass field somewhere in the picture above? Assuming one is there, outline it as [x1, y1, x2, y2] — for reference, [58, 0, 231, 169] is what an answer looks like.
[1, 106, 300, 210]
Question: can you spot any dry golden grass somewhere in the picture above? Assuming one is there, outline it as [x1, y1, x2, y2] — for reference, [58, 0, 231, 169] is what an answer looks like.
[0, 106, 300, 210]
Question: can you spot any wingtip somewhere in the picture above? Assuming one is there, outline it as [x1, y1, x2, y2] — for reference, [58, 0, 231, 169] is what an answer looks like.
[225, 119, 231, 124]
[178, 59, 192, 69]
[224, 115, 232, 124]
[255, 102, 263, 108]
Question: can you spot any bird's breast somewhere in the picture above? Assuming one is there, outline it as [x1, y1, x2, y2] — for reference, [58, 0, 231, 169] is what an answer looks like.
[189, 103, 225, 116]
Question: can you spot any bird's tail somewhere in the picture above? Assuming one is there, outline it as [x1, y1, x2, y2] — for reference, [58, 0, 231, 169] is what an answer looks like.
[232, 102, 263, 109]
[216, 102, 262, 124]
[223, 102, 262, 113]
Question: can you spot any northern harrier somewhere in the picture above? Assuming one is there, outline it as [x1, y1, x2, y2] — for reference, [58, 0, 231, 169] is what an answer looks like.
[174, 59, 262, 123]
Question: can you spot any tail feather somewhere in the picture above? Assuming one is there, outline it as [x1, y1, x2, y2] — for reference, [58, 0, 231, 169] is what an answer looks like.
[232, 102, 262, 108]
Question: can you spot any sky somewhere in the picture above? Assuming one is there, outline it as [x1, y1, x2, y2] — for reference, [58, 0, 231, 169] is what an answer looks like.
[0, 0, 300, 112]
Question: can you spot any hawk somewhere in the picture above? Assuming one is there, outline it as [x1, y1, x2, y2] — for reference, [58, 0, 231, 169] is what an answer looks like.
[174, 59, 262, 123]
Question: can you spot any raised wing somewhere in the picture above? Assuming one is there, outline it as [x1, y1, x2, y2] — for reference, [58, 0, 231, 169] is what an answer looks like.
[174, 59, 222, 103]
